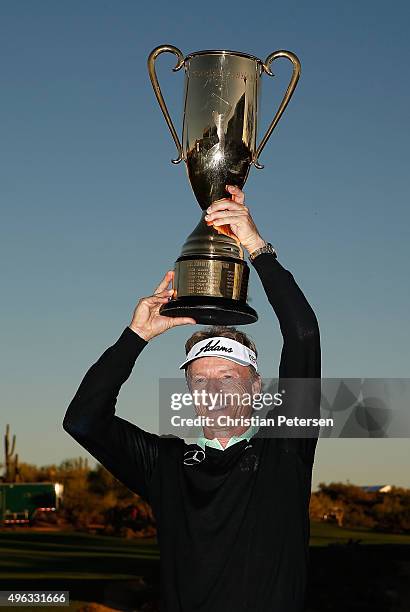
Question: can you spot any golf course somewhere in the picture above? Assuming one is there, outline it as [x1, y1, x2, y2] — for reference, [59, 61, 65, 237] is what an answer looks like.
[1, 521, 409, 610]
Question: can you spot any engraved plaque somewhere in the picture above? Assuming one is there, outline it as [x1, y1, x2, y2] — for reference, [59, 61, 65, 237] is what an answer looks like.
[175, 259, 246, 300]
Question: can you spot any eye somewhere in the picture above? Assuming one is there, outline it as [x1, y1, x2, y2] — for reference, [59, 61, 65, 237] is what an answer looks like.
[222, 374, 233, 380]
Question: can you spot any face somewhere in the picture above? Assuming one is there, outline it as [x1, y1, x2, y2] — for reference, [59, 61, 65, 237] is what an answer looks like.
[186, 356, 261, 436]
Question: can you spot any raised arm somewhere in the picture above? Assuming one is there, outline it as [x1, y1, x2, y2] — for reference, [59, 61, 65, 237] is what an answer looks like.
[251, 252, 321, 467]
[63, 271, 196, 502]
[205, 185, 321, 467]
[63, 326, 159, 501]
[251, 253, 321, 379]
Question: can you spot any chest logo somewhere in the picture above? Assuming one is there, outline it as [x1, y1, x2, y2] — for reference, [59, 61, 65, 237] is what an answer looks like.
[239, 453, 259, 472]
[183, 449, 206, 465]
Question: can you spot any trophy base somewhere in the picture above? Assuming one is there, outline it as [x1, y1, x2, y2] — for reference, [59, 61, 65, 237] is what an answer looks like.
[159, 296, 258, 326]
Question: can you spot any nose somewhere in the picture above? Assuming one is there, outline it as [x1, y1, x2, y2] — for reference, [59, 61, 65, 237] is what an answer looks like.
[204, 378, 221, 395]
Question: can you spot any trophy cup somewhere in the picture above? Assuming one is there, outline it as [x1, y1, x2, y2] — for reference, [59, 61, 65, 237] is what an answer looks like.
[147, 45, 300, 325]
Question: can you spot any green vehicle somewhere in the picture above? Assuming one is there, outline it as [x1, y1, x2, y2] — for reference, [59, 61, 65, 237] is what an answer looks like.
[0, 482, 63, 525]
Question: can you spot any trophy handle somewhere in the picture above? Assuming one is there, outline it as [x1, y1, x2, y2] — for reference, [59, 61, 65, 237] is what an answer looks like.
[254, 50, 301, 170]
[147, 45, 185, 165]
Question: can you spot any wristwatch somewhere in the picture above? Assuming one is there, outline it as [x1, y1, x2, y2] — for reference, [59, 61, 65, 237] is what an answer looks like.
[249, 241, 277, 262]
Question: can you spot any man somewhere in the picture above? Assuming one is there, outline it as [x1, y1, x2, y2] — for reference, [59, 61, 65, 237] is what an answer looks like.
[63, 185, 321, 611]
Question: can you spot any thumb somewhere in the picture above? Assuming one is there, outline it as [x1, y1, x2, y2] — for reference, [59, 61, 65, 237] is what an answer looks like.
[171, 317, 196, 327]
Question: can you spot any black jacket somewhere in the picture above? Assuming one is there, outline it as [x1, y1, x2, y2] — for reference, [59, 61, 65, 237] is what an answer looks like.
[63, 252, 321, 611]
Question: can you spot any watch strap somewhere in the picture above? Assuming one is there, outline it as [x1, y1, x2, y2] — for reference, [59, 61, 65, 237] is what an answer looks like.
[249, 241, 277, 262]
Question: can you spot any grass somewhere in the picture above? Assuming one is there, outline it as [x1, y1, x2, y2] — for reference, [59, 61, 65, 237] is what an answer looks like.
[309, 519, 410, 547]
[0, 529, 159, 580]
[1, 524, 409, 611]
[0, 521, 409, 580]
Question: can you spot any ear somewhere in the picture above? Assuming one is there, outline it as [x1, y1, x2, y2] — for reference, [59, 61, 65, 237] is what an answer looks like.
[185, 368, 192, 391]
[251, 372, 262, 395]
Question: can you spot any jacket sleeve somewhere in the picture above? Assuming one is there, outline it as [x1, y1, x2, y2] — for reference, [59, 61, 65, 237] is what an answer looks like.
[62, 326, 159, 502]
[251, 252, 321, 468]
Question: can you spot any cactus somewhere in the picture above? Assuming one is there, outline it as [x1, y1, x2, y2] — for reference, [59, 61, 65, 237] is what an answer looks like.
[14, 453, 20, 482]
[4, 424, 19, 482]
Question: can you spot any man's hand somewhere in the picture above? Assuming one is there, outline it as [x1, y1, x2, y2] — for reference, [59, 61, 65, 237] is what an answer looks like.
[205, 185, 266, 254]
[129, 271, 196, 341]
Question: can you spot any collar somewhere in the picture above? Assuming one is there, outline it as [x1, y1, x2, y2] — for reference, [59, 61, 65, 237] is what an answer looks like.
[196, 423, 259, 451]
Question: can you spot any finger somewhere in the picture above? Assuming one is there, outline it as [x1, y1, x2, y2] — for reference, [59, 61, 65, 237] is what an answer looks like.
[206, 209, 248, 222]
[154, 270, 174, 294]
[144, 294, 170, 305]
[226, 185, 245, 204]
[212, 215, 249, 227]
[154, 288, 174, 298]
[207, 199, 244, 214]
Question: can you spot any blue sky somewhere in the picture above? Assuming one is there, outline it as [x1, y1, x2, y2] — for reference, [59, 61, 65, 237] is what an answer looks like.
[1, 1, 409, 490]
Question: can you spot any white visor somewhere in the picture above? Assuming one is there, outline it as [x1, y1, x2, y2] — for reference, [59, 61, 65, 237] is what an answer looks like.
[179, 336, 258, 372]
